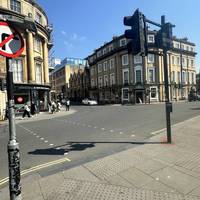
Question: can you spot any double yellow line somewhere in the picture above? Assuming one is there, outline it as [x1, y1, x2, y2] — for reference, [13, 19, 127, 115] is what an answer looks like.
[0, 157, 71, 187]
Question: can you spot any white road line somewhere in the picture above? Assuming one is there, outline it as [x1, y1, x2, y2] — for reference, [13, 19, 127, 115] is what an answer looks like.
[101, 128, 105, 131]
[110, 130, 114, 133]
[119, 132, 123, 134]
[49, 144, 54, 146]
[36, 135, 39, 138]
[40, 138, 44, 140]
[131, 134, 135, 137]
[94, 126, 97, 129]
[44, 140, 48, 143]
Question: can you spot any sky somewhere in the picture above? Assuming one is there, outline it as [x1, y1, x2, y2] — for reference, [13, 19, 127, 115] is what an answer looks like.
[38, 0, 200, 70]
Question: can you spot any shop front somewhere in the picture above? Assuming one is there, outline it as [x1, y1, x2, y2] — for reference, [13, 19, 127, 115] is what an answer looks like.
[14, 83, 50, 112]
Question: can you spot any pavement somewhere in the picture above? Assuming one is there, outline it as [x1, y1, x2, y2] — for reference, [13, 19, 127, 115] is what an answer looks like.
[1, 111, 200, 199]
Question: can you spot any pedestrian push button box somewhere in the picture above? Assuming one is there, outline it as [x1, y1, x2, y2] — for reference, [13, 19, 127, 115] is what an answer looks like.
[166, 102, 173, 113]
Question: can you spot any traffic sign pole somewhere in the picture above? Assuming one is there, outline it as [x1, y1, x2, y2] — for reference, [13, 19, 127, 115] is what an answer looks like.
[6, 57, 22, 200]
[0, 21, 24, 200]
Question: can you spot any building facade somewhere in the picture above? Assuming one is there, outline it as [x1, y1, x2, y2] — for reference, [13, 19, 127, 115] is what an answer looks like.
[49, 57, 87, 101]
[87, 33, 197, 104]
[0, 0, 53, 116]
[69, 67, 90, 102]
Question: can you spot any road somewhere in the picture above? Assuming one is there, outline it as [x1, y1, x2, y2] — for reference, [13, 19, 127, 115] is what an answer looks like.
[1, 101, 200, 181]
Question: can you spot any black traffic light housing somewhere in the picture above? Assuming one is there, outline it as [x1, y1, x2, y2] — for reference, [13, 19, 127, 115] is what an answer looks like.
[156, 22, 173, 50]
[123, 9, 147, 55]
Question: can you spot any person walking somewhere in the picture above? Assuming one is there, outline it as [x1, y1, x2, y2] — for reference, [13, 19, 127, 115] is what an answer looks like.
[22, 103, 31, 118]
[66, 99, 70, 111]
[31, 102, 37, 116]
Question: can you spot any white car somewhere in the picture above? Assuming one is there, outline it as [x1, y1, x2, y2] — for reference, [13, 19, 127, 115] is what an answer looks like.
[82, 98, 98, 105]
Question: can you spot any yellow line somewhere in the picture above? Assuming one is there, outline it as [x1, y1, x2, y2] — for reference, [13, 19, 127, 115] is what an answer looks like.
[0, 157, 71, 186]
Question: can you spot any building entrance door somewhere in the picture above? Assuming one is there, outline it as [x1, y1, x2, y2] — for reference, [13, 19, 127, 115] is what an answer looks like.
[135, 91, 144, 103]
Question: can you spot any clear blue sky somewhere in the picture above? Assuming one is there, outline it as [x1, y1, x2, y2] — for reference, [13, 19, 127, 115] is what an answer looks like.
[38, 0, 199, 70]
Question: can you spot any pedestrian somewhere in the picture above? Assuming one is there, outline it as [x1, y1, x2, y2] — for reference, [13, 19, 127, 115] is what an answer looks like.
[56, 101, 61, 112]
[51, 101, 56, 114]
[22, 103, 31, 118]
[66, 99, 70, 111]
[48, 101, 52, 113]
[31, 102, 37, 116]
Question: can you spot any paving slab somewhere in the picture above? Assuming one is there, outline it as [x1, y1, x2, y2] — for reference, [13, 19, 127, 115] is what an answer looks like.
[62, 165, 100, 182]
[151, 166, 200, 195]
[119, 167, 155, 188]
[46, 179, 200, 200]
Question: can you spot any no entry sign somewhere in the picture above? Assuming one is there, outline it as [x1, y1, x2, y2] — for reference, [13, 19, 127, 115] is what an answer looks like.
[0, 21, 24, 58]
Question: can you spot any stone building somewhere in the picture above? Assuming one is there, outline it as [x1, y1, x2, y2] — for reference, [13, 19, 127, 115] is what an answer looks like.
[49, 58, 86, 101]
[87, 32, 196, 104]
[69, 67, 90, 102]
[0, 0, 53, 119]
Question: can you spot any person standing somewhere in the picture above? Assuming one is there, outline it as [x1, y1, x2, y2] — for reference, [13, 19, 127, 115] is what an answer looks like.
[66, 99, 70, 111]
[48, 101, 52, 113]
[22, 103, 31, 118]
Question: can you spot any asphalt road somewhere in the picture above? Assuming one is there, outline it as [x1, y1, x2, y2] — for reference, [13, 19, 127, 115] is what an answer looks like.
[1, 101, 200, 181]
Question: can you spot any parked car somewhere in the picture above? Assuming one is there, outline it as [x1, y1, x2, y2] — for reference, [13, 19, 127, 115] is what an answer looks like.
[82, 98, 98, 105]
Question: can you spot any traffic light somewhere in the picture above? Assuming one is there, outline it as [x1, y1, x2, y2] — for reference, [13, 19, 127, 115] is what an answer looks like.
[156, 23, 173, 50]
[123, 9, 147, 55]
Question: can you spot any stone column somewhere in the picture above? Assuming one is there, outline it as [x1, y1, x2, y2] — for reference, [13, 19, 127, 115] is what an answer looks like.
[27, 31, 35, 83]
[42, 40, 49, 84]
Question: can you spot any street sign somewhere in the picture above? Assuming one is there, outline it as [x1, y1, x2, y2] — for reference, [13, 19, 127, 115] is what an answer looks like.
[0, 21, 24, 58]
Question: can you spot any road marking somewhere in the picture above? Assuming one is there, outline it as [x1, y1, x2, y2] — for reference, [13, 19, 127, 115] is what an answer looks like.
[40, 138, 44, 140]
[44, 140, 48, 143]
[36, 135, 39, 138]
[131, 134, 135, 137]
[64, 152, 68, 155]
[119, 132, 123, 134]
[94, 126, 97, 129]
[0, 157, 71, 187]
[88, 125, 92, 128]
[49, 144, 54, 146]
[110, 130, 114, 132]
[56, 147, 61, 150]
[150, 128, 166, 135]
[101, 128, 105, 131]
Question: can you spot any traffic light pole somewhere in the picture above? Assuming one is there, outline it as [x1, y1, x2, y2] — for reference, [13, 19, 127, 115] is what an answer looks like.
[163, 49, 172, 143]
[6, 57, 22, 200]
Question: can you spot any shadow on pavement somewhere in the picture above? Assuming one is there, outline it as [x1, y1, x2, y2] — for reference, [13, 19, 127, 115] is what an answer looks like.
[28, 142, 95, 155]
[28, 141, 167, 156]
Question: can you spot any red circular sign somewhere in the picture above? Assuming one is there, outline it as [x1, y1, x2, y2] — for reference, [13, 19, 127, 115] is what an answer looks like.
[17, 97, 23, 103]
[0, 21, 24, 58]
